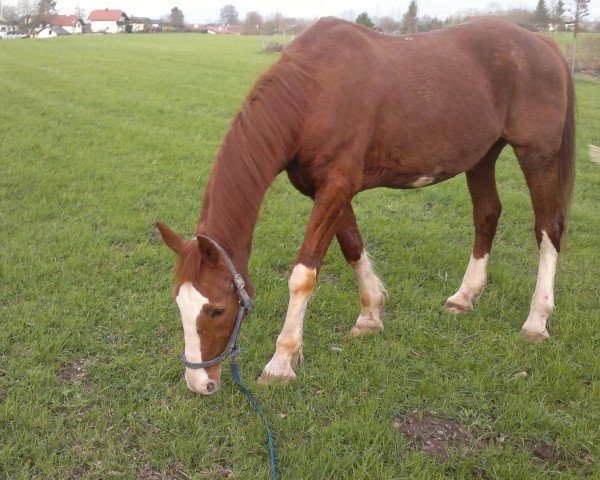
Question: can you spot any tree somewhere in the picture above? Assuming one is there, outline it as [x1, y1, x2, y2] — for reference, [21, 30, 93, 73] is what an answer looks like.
[355, 12, 374, 29]
[75, 6, 86, 21]
[551, 0, 566, 29]
[377, 16, 400, 34]
[401, 0, 419, 34]
[16, 0, 38, 34]
[571, 0, 591, 74]
[169, 6, 184, 30]
[37, 0, 56, 16]
[420, 15, 443, 32]
[219, 4, 239, 26]
[243, 11, 262, 34]
[534, 0, 550, 30]
[1, 1, 19, 22]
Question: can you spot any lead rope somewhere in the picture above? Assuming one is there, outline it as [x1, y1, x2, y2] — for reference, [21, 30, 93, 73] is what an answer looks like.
[192, 235, 277, 478]
[229, 358, 277, 480]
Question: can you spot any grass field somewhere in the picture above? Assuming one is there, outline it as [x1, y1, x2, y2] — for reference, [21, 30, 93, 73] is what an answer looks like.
[1, 33, 600, 479]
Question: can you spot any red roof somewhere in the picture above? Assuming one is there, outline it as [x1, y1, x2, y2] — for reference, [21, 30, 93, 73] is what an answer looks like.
[47, 15, 81, 27]
[88, 9, 126, 21]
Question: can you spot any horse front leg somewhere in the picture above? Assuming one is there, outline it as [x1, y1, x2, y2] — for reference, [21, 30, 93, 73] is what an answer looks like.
[336, 203, 386, 335]
[257, 180, 354, 386]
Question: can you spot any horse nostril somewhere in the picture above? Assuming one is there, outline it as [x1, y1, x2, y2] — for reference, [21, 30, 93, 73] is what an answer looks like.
[206, 381, 217, 393]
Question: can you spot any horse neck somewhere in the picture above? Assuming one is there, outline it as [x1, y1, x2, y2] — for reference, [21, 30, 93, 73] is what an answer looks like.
[195, 54, 312, 277]
[195, 120, 296, 276]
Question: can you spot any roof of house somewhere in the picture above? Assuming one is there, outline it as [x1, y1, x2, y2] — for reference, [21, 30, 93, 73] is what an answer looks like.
[47, 15, 81, 27]
[38, 25, 71, 35]
[88, 9, 127, 22]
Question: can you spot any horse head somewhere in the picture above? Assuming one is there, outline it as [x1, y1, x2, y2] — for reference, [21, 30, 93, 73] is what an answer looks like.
[156, 222, 243, 395]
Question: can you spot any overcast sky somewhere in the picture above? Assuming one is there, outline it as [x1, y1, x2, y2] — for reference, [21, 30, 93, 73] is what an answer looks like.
[47, 0, 600, 23]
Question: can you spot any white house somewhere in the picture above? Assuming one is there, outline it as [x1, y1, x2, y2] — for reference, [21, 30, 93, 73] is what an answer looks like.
[0, 15, 17, 38]
[36, 25, 70, 38]
[88, 9, 128, 33]
[46, 15, 83, 34]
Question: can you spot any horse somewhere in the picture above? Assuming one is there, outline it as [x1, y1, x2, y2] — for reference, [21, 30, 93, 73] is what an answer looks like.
[157, 17, 575, 395]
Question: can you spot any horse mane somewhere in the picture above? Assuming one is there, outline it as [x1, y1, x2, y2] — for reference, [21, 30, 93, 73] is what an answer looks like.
[198, 49, 317, 250]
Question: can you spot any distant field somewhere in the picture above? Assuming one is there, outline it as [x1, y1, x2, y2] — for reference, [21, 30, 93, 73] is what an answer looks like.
[545, 31, 600, 73]
[1, 33, 600, 479]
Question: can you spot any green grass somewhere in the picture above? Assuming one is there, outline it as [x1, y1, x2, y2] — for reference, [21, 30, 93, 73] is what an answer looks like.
[1, 34, 600, 479]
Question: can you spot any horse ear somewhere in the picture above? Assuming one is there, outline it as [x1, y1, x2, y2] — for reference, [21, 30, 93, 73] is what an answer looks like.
[156, 222, 186, 256]
[196, 236, 221, 266]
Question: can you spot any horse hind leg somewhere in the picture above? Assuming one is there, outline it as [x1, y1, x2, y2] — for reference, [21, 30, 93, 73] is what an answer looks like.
[445, 141, 505, 313]
[336, 204, 386, 336]
[515, 146, 566, 340]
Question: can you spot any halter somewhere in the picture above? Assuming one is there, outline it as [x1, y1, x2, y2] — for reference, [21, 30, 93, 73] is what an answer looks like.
[179, 235, 253, 370]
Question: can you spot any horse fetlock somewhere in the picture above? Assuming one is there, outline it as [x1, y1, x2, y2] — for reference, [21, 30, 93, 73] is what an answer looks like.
[351, 311, 384, 336]
[257, 361, 297, 386]
[444, 290, 475, 314]
[521, 324, 550, 341]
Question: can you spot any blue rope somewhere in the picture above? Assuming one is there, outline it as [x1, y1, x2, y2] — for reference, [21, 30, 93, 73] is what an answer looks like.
[230, 359, 277, 480]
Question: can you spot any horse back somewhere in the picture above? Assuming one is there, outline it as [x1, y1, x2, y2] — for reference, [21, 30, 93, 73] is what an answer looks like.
[283, 18, 570, 191]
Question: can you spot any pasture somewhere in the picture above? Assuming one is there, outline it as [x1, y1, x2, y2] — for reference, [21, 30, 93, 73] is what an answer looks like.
[1, 32, 600, 479]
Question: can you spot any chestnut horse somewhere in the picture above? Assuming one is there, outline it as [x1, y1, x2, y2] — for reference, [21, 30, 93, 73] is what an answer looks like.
[157, 18, 575, 395]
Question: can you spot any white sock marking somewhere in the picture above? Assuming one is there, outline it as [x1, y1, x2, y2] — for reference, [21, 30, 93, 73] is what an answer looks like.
[261, 264, 315, 380]
[447, 254, 489, 309]
[351, 250, 386, 332]
[522, 231, 558, 336]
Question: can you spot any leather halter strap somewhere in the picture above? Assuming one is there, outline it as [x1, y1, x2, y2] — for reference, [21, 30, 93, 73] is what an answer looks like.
[179, 235, 253, 370]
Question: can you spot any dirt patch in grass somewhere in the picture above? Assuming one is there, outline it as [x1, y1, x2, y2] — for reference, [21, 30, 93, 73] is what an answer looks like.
[138, 465, 189, 480]
[394, 411, 484, 460]
[526, 440, 566, 466]
[60, 359, 87, 383]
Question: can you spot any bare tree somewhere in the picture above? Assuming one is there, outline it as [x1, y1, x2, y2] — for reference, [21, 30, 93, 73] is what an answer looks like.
[75, 6, 86, 21]
[243, 10, 262, 34]
[377, 16, 400, 34]
[16, 0, 37, 34]
[219, 4, 239, 26]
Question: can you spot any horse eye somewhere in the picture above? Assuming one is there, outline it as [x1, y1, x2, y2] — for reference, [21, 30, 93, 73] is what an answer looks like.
[210, 308, 224, 319]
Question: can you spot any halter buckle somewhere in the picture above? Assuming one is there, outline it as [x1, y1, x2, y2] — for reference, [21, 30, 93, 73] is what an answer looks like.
[234, 273, 245, 289]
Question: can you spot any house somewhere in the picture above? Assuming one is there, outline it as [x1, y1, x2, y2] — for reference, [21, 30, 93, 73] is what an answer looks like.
[88, 9, 128, 33]
[46, 15, 83, 34]
[0, 15, 17, 38]
[36, 25, 71, 38]
[129, 16, 164, 32]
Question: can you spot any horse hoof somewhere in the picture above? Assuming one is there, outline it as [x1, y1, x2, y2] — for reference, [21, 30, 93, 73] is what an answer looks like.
[444, 300, 473, 314]
[257, 371, 296, 387]
[350, 324, 384, 336]
[521, 327, 550, 341]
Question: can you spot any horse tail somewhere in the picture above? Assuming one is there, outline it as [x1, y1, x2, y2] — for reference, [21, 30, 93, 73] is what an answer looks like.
[558, 64, 576, 235]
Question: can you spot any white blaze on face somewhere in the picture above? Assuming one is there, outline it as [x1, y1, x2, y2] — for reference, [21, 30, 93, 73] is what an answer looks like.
[175, 281, 211, 392]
